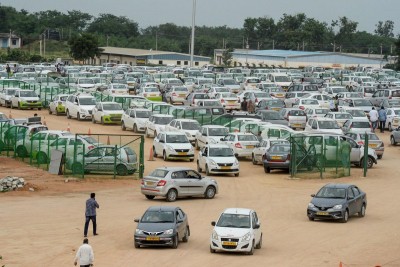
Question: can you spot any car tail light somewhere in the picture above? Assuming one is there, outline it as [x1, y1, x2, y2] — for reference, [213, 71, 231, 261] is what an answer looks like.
[157, 180, 167, 186]
[358, 141, 364, 145]
[192, 100, 195, 105]
[88, 145, 94, 150]
[172, 92, 177, 96]
[234, 143, 242, 148]
[299, 106, 305, 110]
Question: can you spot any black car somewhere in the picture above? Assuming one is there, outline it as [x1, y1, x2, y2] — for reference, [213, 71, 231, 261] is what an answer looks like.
[134, 206, 190, 249]
[307, 184, 367, 223]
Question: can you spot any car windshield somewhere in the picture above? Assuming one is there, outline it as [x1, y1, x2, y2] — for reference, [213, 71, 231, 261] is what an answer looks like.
[332, 88, 347, 93]
[79, 98, 96, 105]
[166, 134, 189, 143]
[216, 214, 251, 228]
[136, 111, 151, 118]
[275, 76, 290, 82]
[6, 89, 16, 95]
[360, 133, 379, 140]
[354, 100, 372, 106]
[221, 93, 237, 98]
[78, 79, 94, 84]
[82, 136, 98, 144]
[153, 117, 173, 125]
[270, 140, 289, 147]
[181, 121, 200, 130]
[263, 112, 283, 120]
[59, 96, 68, 101]
[145, 87, 159, 92]
[222, 79, 236, 85]
[352, 121, 370, 128]
[19, 91, 36, 97]
[347, 110, 366, 117]
[316, 187, 346, 199]
[238, 135, 258, 141]
[289, 110, 305, 116]
[394, 110, 400, 116]
[254, 92, 269, 98]
[319, 121, 340, 129]
[269, 145, 290, 153]
[103, 103, 122, 111]
[174, 87, 188, 92]
[266, 100, 284, 106]
[141, 211, 175, 223]
[335, 113, 352, 119]
[148, 169, 169, 178]
[302, 99, 319, 105]
[209, 147, 234, 157]
[315, 109, 329, 115]
[194, 94, 209, 99]
[208, 128, 228, 136]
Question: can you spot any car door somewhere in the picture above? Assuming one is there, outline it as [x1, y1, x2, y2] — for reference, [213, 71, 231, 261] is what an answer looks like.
[252, 212, 261, 245]
[84, 147, 105, 171]
[154, 133, 164, 155]
[102, 147, 119, 171]
[170, 170, 190, 195]
[198, 127, 208, 147]
[185, 169, 206, 195]
[342, 120, 350, 133]
[346, 187, 357, 215]
[176, 209, 187, 237]
[351, 186, 363, 213]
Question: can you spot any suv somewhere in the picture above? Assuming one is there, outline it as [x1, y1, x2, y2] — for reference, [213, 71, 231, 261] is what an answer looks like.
[65, 93, 97, 120]
[121, 108, 152, 132]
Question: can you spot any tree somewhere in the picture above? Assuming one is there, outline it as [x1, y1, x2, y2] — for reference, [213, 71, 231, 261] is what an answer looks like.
[68, 33, 103, 62]
[375, 20, 394, 38]
[87, 13, 139, 38]
[331, 16, 358, 45]
[221, 48, 233, 67]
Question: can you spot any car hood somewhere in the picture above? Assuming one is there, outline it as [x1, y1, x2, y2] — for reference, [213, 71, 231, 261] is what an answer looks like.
[19, 97, 39, 101]
[208, 156, 237, 164]
[103, 110, 124, 115]
[311, 197, 346, 208]
[137, 222, 176, 232]
[168, 143, 193, 149]
[80, 105, 96, 111]
[78, 84, 95, 88]
[265, 119, 288, 126]
[214, 226, 250, 238]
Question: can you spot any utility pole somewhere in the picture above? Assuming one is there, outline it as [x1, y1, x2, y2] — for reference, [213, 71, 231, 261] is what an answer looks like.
[257, 42, 260, 50]
[106, 35, 109, 47]
[302, 41, 305, 51]
[155, 30, 158, 51]
[333, 41, 336, 52]
[297, 43, 300, 51]
[189, 0, 196, 67]
[272, 40, 275, 50]
[39, 35, 42, 56]
[390, 44, 393, 54]
[380, 44, 383, 55]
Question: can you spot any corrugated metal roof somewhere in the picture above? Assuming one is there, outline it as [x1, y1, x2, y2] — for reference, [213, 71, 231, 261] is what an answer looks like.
[232, 49, 326, 58]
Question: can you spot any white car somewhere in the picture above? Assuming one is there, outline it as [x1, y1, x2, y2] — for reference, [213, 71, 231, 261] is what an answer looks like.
[10, 89, 43, 110]
[240, 77, 261, 90]
[251, 139, 289, 165]
[165, 119, 201, 143]
[214, 93, 240, 111]
[207, 86, 231, 99]
[48, 94, 68, 116]
[342, 119, 372, 134]
[196, 99, 223, 108]
[65, 93, 97, 120]
[385, 107, 400, 130]
[293, 98, 320, 110]
[152, 131, 195, 161]
[137, 87, 161, 101]
[91, 102, 124, 124]
[279, 108, 307, 129]
[121, 108, 152, 132]
[166, 86, 189, 104]
[74, 78, 96, 92]
[195, 125, 229, 150]
[324, 112, 353, 127]
[220, 133, 259, 158]
[304, 107, 331, 119]
[197, 144, 239, 176]
[0, 88, 17, 108]
[104, 83, 129, 95]
[304, 93, 333, 109]
[145, 114, 174, 138]
[305, 117, 343, 134]
[210, 208, 262, 255]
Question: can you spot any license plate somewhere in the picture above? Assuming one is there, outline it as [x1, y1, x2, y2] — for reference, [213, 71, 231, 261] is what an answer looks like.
[222, 241, 237, 246]
[221, 166, 231, 170]
[316, 212, 329, 216]
[271, 156, 282, 160]
[146, 181, 155, 186]
[228, 101, 235, 104]
[178, 152, 187, 155]
[276, 94, 283, 97]
[246, 145, 254, 149]
[179, 94, 186, 97]
[293, 124, 302, 127]
[146, 236, 160, 241]
[150, 94, 156, 96]
[369, 144, 377, 148]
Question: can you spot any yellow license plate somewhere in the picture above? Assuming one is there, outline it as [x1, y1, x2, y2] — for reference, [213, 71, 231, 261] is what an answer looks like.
[221, 166, 231, 170]
[222, 241, 237, 246]
[293, 124, 302, 127]
[316, 212, 329, 216]
[228, 101, 235, 103]
[271, 156, 282, 160]
[178, 152, 187, 155]
[276, 94, 283, 97]
[369, 144, 377, 148]
[246, 145, 254, 149]
[146, 236, 160, 241]
[272, 108, 280, 111]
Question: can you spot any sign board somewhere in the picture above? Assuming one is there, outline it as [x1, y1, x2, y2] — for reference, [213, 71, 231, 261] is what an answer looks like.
[48, 150, 64, 175]
[136, 59, 146, 65]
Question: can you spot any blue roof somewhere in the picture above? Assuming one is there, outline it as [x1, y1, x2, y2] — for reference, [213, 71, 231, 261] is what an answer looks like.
[232, 49, 327, 58]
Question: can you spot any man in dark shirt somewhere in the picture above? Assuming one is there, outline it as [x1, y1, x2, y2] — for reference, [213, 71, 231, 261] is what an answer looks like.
[84, 193, 99, 237]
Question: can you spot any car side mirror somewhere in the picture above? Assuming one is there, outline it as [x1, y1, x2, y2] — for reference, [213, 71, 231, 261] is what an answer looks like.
[134, 218, 140, 223]
[254, 223, 260, 229]
[159, 139, 164, 143]
[211, 221, 216, 226]
[310, 194, 315, 197]
[234, 153, 239, 158]
[98, 108, 102, 111]
[220, 138, 224, 141]
[177, 218, 184, 223]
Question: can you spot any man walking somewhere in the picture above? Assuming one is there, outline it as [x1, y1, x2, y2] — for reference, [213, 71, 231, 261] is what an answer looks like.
[74, 238, 94, 267]
[84, 193, 99, 237]
[369, 107, 379, 133]
[6, 64, 11, 78]
[378, 106, 387, 133]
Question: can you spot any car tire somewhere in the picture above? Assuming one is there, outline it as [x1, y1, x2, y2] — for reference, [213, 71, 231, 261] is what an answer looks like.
[182, 227, 189, 242]
[360, 156, 374, 169]
[77, 112, 81, 121]
[48, 108, 52, 115]
[121, 122, 126, 131]
[153, 146, 157, 157]
[234, 173, 239, 177]
[36, 152, 48, 164]
[255, 234, 262, 249]
[197, 161, 202, 172]
[308, 216, 315, 221]
[134, 242, 140, 248]
[252, 154, 257, 165]
[163, 150, 168, 161]
[145, 195, 155, 200]
[210, 246, 216, 253]
[359, 204, 366, 217]
[66, 110, 71, 119]
[145, 128, 150, 138]
[204, 186, 216, 199]
[18, 102, 21, 110]
[247, 240, 255, 255]
[341, 210, 349, 223]
[377, 155, 382, 159]
[133, 124, 138, 133]
[189, 158, 194, 162]
[116, 164, 128, 176]
[16, 145, 28, 158]
[205, 164, 210, 176]
[166, 189, 177, 202]
[265, 167, 271, 173]
[388, 122, 392, 130]
[172, 234, 179, 249]
[391, 136, 397, 145]
[55, 109, 60, 116]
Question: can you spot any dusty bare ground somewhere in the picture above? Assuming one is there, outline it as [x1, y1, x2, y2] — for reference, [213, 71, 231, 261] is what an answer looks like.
[1, 107, 400, 267]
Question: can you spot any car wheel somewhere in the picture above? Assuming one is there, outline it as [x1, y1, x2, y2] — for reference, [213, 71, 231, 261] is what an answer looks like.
[182, 227, 189, 242]
[197, 161, 202, 172]
[55, 109, 60, 116]
[210, 246, 216, 253]
[153, 146, 157, 157]
[36, 152, 48, 164]
[77, 112, 81, 121]
[172, 234, 179, 249]
[166, 189, 177, 202]
[66, 110, 71, 119]
[204, 186, 216, 199]
[234, 173, 239, 177]
[72, 163, 83, 174]
[359, 204, 366, 217]
[362, 156, 374, 168]
[121, 122, 126, 131]
[255, 234, 262, 249]
[48, 108, 52, 115]
[388, 122, 392, 130]
[391, 136, 397, 145]
[189, 158, 194, 162]
[205, 164, 210, 176]
[145, 195, 155, 200]
[134, 242, 140, 248]
[163, 150, 168, 161]
[308, 216, 315, 221]
[377, 155, 382, 159]
[116, 164, 128, 176]
[18, 102, 21, 110]
[265, 167, 271, 173]
[16, 146, 28, 158]
[247, 240, 255, 255]
[252, 154, 257, 165]
[133, 124, 138, 133]
[341, 210, 349, 223]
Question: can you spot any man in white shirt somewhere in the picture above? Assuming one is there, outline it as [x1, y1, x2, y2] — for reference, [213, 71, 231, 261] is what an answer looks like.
[369, 107, 379, 132]
[74, 238, 94, 267]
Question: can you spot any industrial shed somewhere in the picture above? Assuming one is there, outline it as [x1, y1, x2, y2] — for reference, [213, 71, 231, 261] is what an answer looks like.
[96, 47, 210, 67]
[215, 49, 387, 69]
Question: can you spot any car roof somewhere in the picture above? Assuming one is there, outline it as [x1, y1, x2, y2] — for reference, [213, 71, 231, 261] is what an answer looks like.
[323, 183, 354, 189]
[207, 144, 231, 148]
[163, 131, 187, 135]
[146, 206, 179, 212]
[201, 125, 227, 128]
[154, 166, 194, 171]
[223, 208, 253, 215]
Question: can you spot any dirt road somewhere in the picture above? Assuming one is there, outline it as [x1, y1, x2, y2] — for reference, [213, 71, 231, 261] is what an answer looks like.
[1, 107, 400, 267]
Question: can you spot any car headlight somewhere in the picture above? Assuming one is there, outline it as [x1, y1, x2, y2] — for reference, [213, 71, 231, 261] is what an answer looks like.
[234, 159, 239, 165]
[308, 203, 315, 208]
[164, 229, 174, 235]
[241, 232, 252, 242]
[333, 204, 342, 210]
[80, 108, 86, 113]
[209, 159, 217, 166]
[208, 138, 217, 144]
[135, 229, 144, 234]
[185, 132, 192, 138]
[166, 145, 174, 151]
[212, 230, 219, 240]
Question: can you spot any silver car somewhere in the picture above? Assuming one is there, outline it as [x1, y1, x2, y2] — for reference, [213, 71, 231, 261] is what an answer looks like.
[141, 167, 218, 202]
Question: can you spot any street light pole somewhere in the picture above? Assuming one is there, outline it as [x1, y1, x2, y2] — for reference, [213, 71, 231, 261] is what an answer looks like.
[190, 0, 196, 67]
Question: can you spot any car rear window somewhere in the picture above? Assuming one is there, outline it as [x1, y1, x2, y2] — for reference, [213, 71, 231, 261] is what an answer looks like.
[392, 90, 400, 97]
[353, 121, 370, 128]
[360, 133, 380, 140]
[148, 169, 169, 178]
[238, 135, 258, 141]
[288, 110, 306, 116]
[315, 109, 329, 114]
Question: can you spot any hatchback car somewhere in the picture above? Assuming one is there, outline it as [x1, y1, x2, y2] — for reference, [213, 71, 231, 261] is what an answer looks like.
[262, 144, 291, 173]
[210, 208, 262, 255]
[48, 94, 68, 116]
[220, 133, 260, 158]
[390, 126, 400, 145]
[141, 167, 218, 201]
[324, 112, 353, 127]
[346, 132, 384, 159]
[280, 108, 307, 129]
[134, 206, 190, 248]
[92, 102, 124, 124]
[166, 86, 189, 104]
[342, 119, 372, 134]
[197, 144, 239, 176]
[252, 139, 289, 165]
[307, 184, 367, 223]
[152, 132, 195, 161]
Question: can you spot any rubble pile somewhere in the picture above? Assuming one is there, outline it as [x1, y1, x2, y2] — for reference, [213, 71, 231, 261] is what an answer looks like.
[0, 176, 25, 192]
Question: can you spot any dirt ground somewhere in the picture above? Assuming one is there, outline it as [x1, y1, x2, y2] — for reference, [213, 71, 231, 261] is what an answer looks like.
[1, 107, 400, 267]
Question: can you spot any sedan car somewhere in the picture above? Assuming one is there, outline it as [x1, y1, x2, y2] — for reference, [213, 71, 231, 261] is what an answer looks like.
[346, 132, 384, 159]
[141, 167, 218, 201]
[390, 126, 400, 145]
[214, 92, 240, 111]
[252, 139, 289, 165]
[307, 183, 367, 223]
[152, 132, 195, 161]
[342, 119, 372, 134]
[134, 206, 190, 248]
[197, 144, 240, 176]
[210, 208, 262, 255]
[262, 144, 291, 173]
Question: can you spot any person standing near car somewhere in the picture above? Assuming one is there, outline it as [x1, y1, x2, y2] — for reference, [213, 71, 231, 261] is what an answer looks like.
[84, 193, 99, 237]
[378, 106, 387, 133]
[74, 238, 94, 267]
[369, 107, 379, 133]
[340, 137, 351, 175]
[241, 97, 248, 111]
[6, 64, 11, 78]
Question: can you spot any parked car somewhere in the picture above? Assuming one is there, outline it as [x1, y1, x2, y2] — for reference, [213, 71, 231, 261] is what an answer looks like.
[197, 144, 239, 176]
[195, 125, 228, 149]
[262, 144, 291, 173]
[293, 98, 320, 110]
[137, 87, 162, 101]
[165, 119, 201, 144]
[65, 93, 97, 121]
[210, 208, 262, 255]
[91, 102, 124, 124]
[252, 139, 289, 165]
[257, 110, 287, 126]
[145, 114, 174, 138]
[305, 107, 331, 119]
[324, 112, 353, 127]
[305, 117, 343, 134]
[307, 183, 367, 223]
[134, 206, 190, 248]
[220, 133, 259, 158]
[390, 126, 400, 145]
[342, 119, 372, 134]
[121, 108, 152, 132]
[166, 86, 189, 104]
[152, 131, 195, 161]
[279, 108, 307, 129]
[10, 89, 43, 110]
[345, 132, 384, 159]
[284, 91, 309, 108]
[48, 94, 68, 116]
[0, 88, 17, 108]
[255, 99, 285, 112]
[214, 92, 240, 111]
[141, 167, 218, 201]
